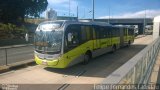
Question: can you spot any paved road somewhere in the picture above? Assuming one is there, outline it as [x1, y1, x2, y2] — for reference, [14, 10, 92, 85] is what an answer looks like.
[0, 45, 34, 65]
[0, 35, 153, 90]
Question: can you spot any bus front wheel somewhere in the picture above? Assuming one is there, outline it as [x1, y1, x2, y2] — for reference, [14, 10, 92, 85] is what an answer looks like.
[83, 54, 91, 65]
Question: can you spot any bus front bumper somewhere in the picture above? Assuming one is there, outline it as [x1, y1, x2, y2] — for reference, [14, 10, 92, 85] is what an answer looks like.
[34, 55, 66, 68]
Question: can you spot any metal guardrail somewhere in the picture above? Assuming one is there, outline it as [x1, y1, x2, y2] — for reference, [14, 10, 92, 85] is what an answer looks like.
[0, 38, 33, 47]
[0, 45, 34, 66]
[102, 37, 160, 85]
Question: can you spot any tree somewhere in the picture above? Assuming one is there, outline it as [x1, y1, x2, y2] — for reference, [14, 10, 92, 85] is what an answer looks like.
[25, 0, 48, 17]
[0, 0, 48, 23]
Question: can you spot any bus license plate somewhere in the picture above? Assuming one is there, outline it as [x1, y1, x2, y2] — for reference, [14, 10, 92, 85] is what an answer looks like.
[42, 61, 48, 65]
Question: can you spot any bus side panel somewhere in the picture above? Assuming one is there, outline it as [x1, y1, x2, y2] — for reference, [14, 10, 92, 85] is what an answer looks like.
[92, 25, 106, 58]
[111, 27, 120, 48]
[100, 26, 112, 49]
[122, 27, 129, 46]
[80, 25, 94, 53]
[111, 37, 120, 48]
[93, 26, 101, 50]
[63, 40, 94, 67]
[128, 28, 135, 43]
[62, 45, 84, 68]
[62, 24, 94, 67]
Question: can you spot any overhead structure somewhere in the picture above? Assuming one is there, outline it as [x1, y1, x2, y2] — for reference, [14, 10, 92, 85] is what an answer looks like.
[153, 16, 160, 40]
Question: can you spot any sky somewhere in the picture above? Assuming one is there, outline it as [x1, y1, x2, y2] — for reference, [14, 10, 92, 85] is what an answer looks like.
[44, 0, 160, 19]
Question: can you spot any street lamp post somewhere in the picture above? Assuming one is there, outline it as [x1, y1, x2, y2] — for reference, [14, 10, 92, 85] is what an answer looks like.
[77, 6, 79, 19]
[143, 9, 146, 35]
[108, 5, 110, 24]
[92, 0, 94, 21]
[84, 8, 85, 18]
[69, 0, 71, 17]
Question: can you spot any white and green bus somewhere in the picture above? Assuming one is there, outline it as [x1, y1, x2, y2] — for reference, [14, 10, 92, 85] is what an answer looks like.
[34, 20, 134, 68]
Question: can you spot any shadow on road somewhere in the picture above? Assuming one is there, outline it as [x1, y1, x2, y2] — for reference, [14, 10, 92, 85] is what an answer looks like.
[44, 44, 147, 78]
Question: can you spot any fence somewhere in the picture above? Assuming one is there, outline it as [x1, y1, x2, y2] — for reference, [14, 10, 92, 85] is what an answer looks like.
[0, 45, 34, 66]
[102, 37, 160, 85]
[0, 38, 33, 46]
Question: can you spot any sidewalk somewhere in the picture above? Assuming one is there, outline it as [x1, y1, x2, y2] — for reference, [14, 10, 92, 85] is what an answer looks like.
[156, 53, 160, 84]
[150, 50, 160, 84]
[134, 35, 146, 39]
[157, 67, 160, 84]
[0, 44, 34, 73]
[0, 59, 35, 73]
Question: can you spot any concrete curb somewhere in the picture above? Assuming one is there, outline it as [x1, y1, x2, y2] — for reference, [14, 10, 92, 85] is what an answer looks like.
[0, 59, 35, 74]
[0, 66, 9, 73]
[0, 44, 33, 49]
[149, 52, 160, 85]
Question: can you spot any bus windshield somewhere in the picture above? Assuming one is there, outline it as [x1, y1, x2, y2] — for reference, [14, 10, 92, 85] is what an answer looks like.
[34, 21, 64, 54]
[38, 21, 63, 30]
[34, 30, 63, 54]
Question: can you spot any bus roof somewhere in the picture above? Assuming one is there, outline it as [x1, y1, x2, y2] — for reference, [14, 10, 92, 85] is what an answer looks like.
[39, 20, 135, 30]
[63, 20, 112, 27]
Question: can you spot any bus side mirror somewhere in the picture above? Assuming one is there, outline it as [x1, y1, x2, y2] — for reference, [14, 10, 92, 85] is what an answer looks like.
[68, 33, 72, 42]
[25, 33, 29, 42]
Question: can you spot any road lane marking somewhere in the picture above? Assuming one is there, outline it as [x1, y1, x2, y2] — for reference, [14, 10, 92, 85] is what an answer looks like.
[58, 83, 70, 90]
[75, 70, 86, 77]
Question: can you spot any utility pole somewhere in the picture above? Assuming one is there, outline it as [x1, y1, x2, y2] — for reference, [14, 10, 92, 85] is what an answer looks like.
[92, 0, 94, 21]
[83, 8, 85, 18]
[143, 9, 146, 35]
[108, 5, 110, 24]
[77, 6, 79, 20]
[69, 0, 71, 17]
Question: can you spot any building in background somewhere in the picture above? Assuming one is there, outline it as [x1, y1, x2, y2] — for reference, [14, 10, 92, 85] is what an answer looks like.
[45, 8, 57, 20]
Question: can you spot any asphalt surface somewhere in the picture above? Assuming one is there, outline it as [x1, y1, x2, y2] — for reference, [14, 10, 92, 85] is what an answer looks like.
[0, 45, 34, 65]
[0, 35, 153, 90]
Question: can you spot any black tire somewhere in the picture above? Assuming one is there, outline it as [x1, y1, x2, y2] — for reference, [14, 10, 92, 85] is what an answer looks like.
[83, 53, 91, 65]
[111, 45, 116, 53]
[128, 41, 131, 47]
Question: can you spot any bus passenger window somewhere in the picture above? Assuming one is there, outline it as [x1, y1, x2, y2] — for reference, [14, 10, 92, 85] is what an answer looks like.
[68, 33, 72, 42]
[72, 32, 79, 44]
[81, 25, 92, 42]
[65, 24, 81, 49]
[81, 26, 87, 42]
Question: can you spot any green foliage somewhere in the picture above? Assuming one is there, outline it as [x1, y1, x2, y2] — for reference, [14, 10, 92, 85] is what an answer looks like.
[0, 23, 27, 39]
[0, 0, 48, 23]
[0, 23, 27, 32]
[25, 0, 48, 17]
[25, 18, 46, 24]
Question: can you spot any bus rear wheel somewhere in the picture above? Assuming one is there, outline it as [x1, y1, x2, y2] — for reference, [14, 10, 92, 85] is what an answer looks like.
[111, 45, 116, 53]
[83, 53, 91, 65]
[128, 40, 131, 47]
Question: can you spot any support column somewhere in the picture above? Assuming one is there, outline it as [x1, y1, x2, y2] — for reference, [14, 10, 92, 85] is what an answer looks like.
[138, 24, 144, 35]
[153, 16, 160, 40]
